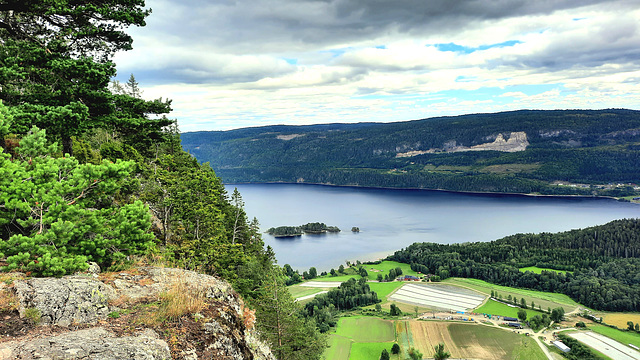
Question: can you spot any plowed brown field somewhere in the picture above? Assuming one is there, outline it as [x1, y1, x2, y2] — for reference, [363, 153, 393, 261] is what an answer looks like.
[398, 321, 520, 360]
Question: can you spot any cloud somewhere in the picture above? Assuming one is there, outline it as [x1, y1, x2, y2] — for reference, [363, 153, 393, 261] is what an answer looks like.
[112, 0, 640, 131]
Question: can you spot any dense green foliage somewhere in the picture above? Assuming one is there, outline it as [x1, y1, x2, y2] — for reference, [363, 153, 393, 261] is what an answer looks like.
[304, 277, 381, 331]
[380, 348, 390, 360]
[182, 109, 640, 196]
[390, 219, 640, 311]
[433, 343, 451, 360]
[267, 222, 340, 236]
[267, 226, 302, 237]
[0, 123, 153, 276]
[253, 265, 326, 360]
[301, 222, 340, 233]
[389, 303, 402, 316]
[0, 2, 326, 358]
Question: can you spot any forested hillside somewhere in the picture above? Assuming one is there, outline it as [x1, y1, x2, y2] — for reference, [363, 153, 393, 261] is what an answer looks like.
[389, 219, 640, 311]
[182, 109, 640, 197]
[0, 2, 324, 358]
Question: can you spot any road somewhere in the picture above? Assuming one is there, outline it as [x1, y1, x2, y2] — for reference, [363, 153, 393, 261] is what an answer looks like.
[295, 290, 328, 302]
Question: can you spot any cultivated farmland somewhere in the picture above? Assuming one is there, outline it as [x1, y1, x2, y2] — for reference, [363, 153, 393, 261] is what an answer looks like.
[475, 299, 544, 319]
[335, 317, 395, 343]
[602, 313, 640, 331]
[591, 325, 640, 349]
[396, 321, 545, 360]
[569, 331, 640, 360]
[388, 283, 485, 311]
[444, 277, 579, 312]
[323, 316, 395, 360]
[323, 316, 546, 360]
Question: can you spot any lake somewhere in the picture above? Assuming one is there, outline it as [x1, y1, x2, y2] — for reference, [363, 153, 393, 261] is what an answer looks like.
[226, 183, 640, 271]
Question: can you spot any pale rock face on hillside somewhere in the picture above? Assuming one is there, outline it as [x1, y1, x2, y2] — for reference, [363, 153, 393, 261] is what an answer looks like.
[464, 131, 529, 152]
[0, 267, 275, 360]
[396, 131, 529, 157]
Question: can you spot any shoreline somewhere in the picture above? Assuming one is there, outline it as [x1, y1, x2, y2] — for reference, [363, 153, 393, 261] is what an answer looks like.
[224, 181, 626, 202]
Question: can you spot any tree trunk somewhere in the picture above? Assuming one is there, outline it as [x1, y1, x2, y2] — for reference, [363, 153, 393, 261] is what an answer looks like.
[62, 136, 73, 156]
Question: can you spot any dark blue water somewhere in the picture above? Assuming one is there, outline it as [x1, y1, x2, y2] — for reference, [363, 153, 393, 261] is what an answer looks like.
[227, 183, 640, 271]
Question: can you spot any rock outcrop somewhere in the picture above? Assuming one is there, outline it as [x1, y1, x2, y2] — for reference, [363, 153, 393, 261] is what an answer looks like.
[465, 131, 529, 152]
[13, 276, 116, 326]
[3, 327, 170, 360]
[396, 131, 529, 157]
[0, 267, 275, 360]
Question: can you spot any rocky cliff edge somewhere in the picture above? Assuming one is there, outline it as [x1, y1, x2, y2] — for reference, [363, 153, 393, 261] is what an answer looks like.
[0, 266, 275, 360]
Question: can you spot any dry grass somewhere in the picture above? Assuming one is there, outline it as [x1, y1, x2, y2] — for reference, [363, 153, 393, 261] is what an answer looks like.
[137, 277, 155, 286]
[108, 294, 131, 308]
[0, 272, 25, 285]
[602, 313, 640, 329]
[144, 282, 208, 325]
[99, 267, 143, 282]
[0, 288, 18, 311]
[0, 273, 22, 312]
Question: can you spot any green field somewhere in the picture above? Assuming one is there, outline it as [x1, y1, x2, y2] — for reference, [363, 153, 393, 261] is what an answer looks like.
[314, 260, 421, 282]
[323, 316, 396, 360]
[519, 266, 573, 274]
[361, 261, 421, 281]
[324, 315, 548, 360]
[445, 277, 580, 312]
[335, 316, 395, 342]
[349, 342, 396, 360]
[324, 335, 352, 360]
[590, 325, 640, 348]
[475, 299, 545, 320]
[367, 282, 404, 302]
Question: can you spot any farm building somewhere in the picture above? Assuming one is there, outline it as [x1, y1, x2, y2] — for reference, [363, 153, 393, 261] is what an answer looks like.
[585, 314, 602, 322]
[507, 322, 522, 329]
[400, 275, 420, 281]
[552, 340, 571, 353]
[503, 316, 518, 322]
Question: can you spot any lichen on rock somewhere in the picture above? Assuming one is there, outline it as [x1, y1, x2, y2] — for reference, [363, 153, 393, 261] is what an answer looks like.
[0, 267, 275, 360]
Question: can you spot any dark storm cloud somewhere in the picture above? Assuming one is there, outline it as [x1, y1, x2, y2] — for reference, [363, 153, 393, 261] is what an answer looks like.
[141, 0, 622, 53]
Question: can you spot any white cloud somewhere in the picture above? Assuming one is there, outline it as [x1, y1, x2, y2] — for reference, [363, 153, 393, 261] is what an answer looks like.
[114, 0, 640, 131]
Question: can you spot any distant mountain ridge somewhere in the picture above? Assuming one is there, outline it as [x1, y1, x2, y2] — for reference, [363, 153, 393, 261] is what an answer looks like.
[181, 109, 640, 197]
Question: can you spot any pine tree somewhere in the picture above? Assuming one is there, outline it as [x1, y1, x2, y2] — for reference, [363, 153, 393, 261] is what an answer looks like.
[0, 124, 154, 276]
[433, 343, 451, 360]
[230, 188, 245, 245]
[126, 74, 142, 98]
[380, 348, 390, 360]
[254, 265, 326, 360]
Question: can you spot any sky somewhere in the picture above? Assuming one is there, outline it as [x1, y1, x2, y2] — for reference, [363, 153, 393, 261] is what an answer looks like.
[113, 0, 640, 132]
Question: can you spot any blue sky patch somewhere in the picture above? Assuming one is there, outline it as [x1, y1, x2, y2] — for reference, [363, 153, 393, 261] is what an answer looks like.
[435, 40, 522, 54]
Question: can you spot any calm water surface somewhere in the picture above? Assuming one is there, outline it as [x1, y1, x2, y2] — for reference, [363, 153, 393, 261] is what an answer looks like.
[226, 183, 640, 271]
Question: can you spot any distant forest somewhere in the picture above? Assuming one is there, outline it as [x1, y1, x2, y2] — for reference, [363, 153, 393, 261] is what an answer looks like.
[389, 218, 640, 312]
[182, 109, 640, 197]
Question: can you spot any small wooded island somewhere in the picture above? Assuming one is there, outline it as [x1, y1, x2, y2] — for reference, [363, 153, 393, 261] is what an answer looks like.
[267, 222, 341, 237]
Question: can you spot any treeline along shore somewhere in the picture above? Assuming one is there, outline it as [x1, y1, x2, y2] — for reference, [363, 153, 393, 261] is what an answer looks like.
[183, 109, 640, 199]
